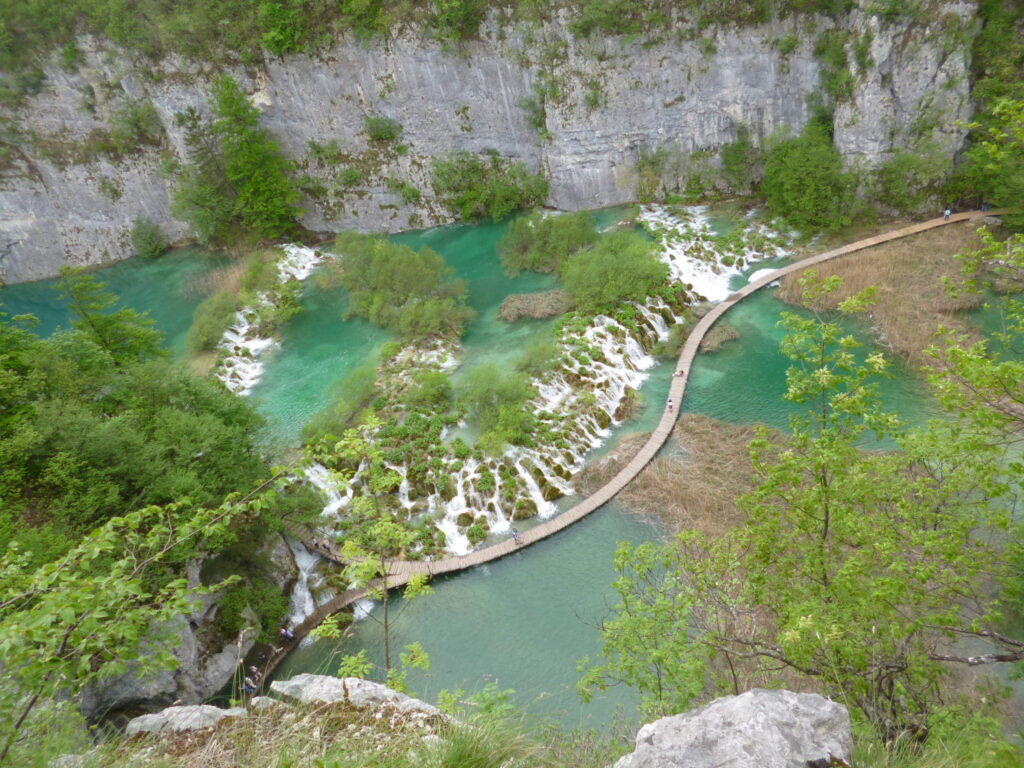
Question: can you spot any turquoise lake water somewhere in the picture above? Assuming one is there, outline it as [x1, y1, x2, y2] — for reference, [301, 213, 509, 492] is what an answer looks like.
[0, 210, 964, 729]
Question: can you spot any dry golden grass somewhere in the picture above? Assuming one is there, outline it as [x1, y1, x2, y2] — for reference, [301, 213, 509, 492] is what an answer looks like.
[579, 414, 781, 536]
[184, 259, 248, 300]
[698, 322, 740, 352]
[778, 222, 986, 365]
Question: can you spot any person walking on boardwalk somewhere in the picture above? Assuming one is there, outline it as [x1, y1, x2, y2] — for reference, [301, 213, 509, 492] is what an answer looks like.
[667, 398, 674, 412]
[944, 208, 951, 221]
[512, 528, 522, 545]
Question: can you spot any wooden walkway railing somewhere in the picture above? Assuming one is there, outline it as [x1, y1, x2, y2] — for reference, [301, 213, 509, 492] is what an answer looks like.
[261, 209, 1006, 678]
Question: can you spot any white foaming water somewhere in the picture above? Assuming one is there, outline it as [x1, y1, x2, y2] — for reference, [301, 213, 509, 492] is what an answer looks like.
[286, 536, 322, 628]
[746, 268, 781, 285]
[352, 598, 376, 621]
[215, 245, 326, 396]
[638, 204, 789, 302]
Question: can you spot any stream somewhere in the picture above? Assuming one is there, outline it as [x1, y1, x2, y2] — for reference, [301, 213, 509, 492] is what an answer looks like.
[0, 206, 968, 729]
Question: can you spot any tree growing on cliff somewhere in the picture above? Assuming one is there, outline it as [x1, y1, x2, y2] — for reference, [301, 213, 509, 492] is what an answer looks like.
[761, 121, 855, 231]
[431, 150, 548, 221]
[171, 77, 302, 243]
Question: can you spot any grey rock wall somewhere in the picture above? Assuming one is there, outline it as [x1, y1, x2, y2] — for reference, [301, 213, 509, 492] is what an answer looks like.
[0, 0, 976, 284]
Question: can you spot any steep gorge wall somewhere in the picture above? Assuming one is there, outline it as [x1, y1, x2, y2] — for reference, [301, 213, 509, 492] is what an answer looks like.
[0, 0, 976, 283]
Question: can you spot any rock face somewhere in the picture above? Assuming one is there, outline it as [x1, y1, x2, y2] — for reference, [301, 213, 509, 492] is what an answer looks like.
[614, 689, 852, 768]
[269, 674, 441, 718]
[0, 1, 975, 283]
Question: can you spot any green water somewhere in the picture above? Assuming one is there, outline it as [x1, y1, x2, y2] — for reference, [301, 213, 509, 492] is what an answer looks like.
[0, 211, 961, 729]
[0, 248, 230, 356]
[275, 501, 659, 728]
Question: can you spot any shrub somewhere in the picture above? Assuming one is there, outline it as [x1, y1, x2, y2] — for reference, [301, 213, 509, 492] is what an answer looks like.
[406, 370, 452, 409]
[130, 216, 168, 259]
[761, 122, 854, 231]
[337, 167, 364, 187]
[720, 126, 760, 193]
[562, 231, 668, 314]
[259, 0, 306, 56]
[813, 30, 854, 102]
[217, 577, 289, 644]
[516, 339, 560, 377]
[301, 364, 379, 442]
[458, 364, 536, 453]
[109, 100, 163, 155]
[329, 232, 475, 338]
[498, 211, 597, 275]
[432, 0, 486, 44]
[386, 177, 422, 204]
[432, 150, 548, 221]
[775, 33, 799, 55]
[874, 147, 945, 214]
[187, 290, 238, 354]
[364, 115, 403, 142]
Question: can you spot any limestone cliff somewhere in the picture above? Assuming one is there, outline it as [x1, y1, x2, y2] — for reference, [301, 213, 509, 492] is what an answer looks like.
[0, 0, 975, 283]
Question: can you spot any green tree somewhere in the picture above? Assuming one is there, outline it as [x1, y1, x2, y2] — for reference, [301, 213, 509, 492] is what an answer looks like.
[0, 480, 278, 765]
[762, 121, 855, 231]
[57, 267, 165, 366]
[561, 231, 668, 314]
[962, 98, 1024, 227]
[498, 210, 598, 276]
[458, 364, 537, 453]
[328, 232, 475, 338]
[582, 273, 1020, 742]
[431, 150, 548, 221]
[211, 76, 303, 239]
[320, 424, 433, 680]
[130, 216, 168, 259]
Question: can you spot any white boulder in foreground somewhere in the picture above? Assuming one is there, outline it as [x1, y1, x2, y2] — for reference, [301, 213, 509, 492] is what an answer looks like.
[615, 689, 851, 768]
[126, 704, 246, 736]
[269, 674, 441, 718]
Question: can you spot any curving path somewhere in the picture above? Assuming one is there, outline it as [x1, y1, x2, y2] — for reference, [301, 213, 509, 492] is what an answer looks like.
[261, 209, 1006, 677]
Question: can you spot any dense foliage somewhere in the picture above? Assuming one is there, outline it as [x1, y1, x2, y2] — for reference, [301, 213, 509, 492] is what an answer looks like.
[457, 364, 537, 454]
[171, 76, 302, 243]
[328, 232, 475, 338]
[498, 211, 598, 275]
[0, 273, 268, 566]
[129, 216, 168, 260]
[431, 150, 549, 221]
[561, 230, 668, 314]
[761, 121, 855, 231]
[581, 270, 1024, 747]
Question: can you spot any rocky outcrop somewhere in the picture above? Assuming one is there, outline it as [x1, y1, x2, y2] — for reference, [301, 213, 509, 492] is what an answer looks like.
[614, 689, 852, 768]
[269, 674, 442, 719]
[0, 1, 975, 283]
[498, 289, 571, 321]
[126, 704, 247, 736]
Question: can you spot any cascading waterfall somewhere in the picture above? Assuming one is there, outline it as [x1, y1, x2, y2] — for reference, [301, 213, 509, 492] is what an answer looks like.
[638, 204, 789, 302]
[285, 535, 323, 629]
[215, 245, 326, 396]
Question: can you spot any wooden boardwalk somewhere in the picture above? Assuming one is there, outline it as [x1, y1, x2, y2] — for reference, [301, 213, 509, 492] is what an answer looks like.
[262, 209, 1005, 677]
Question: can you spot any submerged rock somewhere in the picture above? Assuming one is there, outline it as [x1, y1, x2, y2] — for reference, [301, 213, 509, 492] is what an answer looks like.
[614, 689, 851, 768]
[498, 290, 570, 322]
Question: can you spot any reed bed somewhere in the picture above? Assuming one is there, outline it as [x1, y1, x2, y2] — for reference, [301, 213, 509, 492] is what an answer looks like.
[777, 222, 986, 365]
[579, 413, 781, 535]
